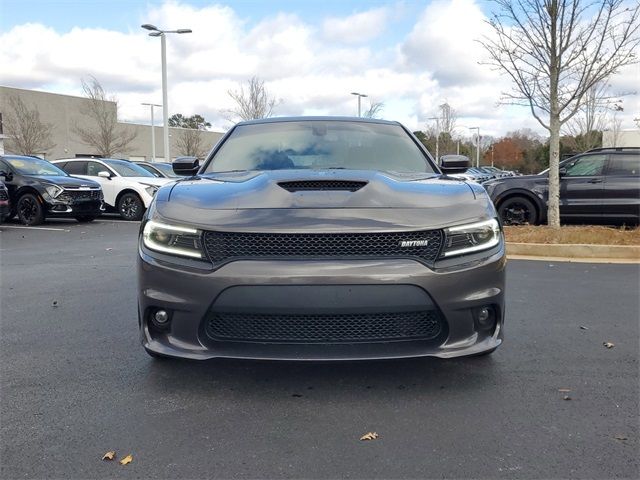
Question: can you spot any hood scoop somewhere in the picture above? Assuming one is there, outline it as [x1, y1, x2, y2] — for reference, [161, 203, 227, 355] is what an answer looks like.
[278, 180, 367, 192]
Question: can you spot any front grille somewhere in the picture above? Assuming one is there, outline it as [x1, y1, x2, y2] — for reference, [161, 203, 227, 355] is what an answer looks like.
[205, 310, 443, 343]
[278, 180, 367, 192]
[58, 190, 102, 203]
[203, 230, 443, 265]
[0, 189, 8, 201]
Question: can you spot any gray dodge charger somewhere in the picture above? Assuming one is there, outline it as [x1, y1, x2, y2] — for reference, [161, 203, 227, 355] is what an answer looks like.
[137, 117, 506, 360]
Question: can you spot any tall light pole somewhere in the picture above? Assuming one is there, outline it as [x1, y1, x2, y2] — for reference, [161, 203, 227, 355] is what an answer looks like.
[141, 24, 192, 163]
[351, 92, 368, 117]
[141, 103, 161, 162]
[468, 126, 480, 168]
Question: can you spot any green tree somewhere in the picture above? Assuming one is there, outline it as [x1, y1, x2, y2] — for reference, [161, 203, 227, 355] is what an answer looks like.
[168, 114, 211, 130]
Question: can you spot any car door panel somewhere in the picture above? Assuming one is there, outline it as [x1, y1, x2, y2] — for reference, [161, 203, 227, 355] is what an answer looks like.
[603, 153, 640, 221]
[559, 154, 606, 219]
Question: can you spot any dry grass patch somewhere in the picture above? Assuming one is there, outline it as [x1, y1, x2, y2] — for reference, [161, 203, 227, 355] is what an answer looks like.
[504, 225, 640, 246]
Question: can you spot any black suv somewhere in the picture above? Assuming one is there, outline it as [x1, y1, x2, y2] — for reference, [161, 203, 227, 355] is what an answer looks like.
[484, 147, 640, 225]
[0, 155, 104, 225]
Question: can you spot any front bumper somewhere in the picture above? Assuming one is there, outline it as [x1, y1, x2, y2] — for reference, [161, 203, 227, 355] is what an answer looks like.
[138, 244, 506, 361]
[44, 199, 104, 217]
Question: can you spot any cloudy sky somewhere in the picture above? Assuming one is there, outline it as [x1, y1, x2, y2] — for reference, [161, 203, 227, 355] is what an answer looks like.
[1, 0, 638, 136]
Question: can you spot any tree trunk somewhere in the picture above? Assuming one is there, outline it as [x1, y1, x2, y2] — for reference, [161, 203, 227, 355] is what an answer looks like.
[547, 0, 561, 229]
[548, 113, 561, 229]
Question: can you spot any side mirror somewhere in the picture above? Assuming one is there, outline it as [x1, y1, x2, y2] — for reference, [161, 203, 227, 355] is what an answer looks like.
[440, 155, 470, 174]
[0, 170, 13, 182]
[173, 156, 200, 176]
[98, 171, 111, 179]
[559, 167, 567, 176]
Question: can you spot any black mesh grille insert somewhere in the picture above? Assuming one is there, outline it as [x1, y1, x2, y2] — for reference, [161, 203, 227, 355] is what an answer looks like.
[203, 230, 443, 265]
[278, 180, 367, 192]
[205, 310, 443, 343]
[58, 190, 102, 202]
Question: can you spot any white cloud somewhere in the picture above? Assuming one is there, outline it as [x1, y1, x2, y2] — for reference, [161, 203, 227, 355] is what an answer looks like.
[322, 7, 390, 44]
[0, 0, 637, 137]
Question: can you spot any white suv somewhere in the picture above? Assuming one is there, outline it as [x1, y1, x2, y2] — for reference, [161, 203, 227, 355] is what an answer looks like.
[52, 158, 173, 220]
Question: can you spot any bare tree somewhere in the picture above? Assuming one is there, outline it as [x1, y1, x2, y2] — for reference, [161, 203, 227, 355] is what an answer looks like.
[480, 0, 640, 228]
[3, 95, 55, 156]
[564, 82, 625, 151]
[223, 77, 280, 122]
[363, 101, 385, 119]
[74, 77, 137, 157]
[438, 102, 458, 154]
[175, 128, 207, 158]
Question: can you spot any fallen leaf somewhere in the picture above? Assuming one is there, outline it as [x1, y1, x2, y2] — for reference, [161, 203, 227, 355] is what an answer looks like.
[360, 432, 379, 441]
[603, 342, 615, 349]
[558, 388, 571, 392]
[579, 325, 588, 330]
[102, 451, 116, 461]
[119, 454, 133, 465]
[614, 435, 628, 441]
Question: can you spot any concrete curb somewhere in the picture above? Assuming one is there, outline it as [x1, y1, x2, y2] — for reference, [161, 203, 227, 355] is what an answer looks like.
[506, 242, 640, 263]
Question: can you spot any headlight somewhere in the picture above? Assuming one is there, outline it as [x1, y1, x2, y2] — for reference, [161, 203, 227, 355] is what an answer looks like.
[442, 218, 501, 257]
[44, 184, 63, 198]
[142, 220, 204, 259]
[143, 184, 159, 196]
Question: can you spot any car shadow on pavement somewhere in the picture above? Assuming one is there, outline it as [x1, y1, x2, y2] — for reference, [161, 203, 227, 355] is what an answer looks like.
[139, 355, 501, 400]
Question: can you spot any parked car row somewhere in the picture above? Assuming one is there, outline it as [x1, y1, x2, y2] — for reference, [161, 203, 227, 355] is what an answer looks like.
[449, 165, 520, 183]
[0, 155, 180, 225]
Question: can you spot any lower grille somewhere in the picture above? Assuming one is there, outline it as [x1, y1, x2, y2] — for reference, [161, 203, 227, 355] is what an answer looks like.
[205, 310, 443, 343]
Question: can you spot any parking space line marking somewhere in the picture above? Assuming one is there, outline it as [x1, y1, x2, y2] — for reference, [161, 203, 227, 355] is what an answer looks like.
[95, 220, 141, 223]
[0, 225, 69, 232]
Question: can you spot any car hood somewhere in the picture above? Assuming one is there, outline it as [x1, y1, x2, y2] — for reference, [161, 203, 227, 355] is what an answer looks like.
[127, 177, 174, 186]
[154, 170, 495, 231]
[24, 175, 101, 188]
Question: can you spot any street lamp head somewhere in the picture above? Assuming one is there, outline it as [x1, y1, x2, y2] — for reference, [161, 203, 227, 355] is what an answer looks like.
[141, 24, 158, 31]
[176, 29, 192, 34]
[149, 31, 162, 37]
[351, 92, 368, 97]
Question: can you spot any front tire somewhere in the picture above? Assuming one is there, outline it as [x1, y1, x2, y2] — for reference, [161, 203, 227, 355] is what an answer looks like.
[17, 193, 45, 226]
[498, 196, 538, 225]
[117, 193, 144, 221]
[75, 215, 97, 223]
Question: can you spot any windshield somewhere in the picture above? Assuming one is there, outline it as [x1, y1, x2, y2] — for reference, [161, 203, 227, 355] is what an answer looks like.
[203, 121, 435, 174]
[153, 163, 179, 177]
[5, 157, 67, 176]
[103, 159, 156, 177]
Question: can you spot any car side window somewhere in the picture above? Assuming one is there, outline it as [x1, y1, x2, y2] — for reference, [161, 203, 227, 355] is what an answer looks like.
[606, 154, 639, 176]
[564, 155, 606, 177]
[87, 161, 108, 176]
[64, 161, 88, 175]
[138, 164, 162, 177]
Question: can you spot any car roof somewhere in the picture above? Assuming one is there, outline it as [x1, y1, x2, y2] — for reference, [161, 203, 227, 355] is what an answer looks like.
[235, 116, 401, 127]
[1, 154, 47, 161]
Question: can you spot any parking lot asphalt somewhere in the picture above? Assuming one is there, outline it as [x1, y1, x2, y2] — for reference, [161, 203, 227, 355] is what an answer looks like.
[1, 218, 638, 479]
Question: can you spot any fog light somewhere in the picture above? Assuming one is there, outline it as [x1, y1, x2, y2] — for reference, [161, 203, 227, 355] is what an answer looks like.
[475, 305, 496, 330]
[150, 309, 171, 329]
[154, 310, 169, 324]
